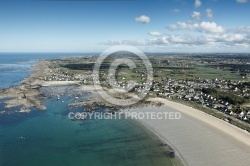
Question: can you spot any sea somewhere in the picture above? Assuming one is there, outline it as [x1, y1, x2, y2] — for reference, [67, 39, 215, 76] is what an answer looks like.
[0, 53, 174, 166]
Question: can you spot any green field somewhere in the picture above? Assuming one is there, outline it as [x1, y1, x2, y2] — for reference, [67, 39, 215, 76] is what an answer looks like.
[49, 54, 249, 82]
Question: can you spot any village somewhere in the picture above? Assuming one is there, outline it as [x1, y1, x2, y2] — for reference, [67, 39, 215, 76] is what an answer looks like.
[39, 54, 250, 126]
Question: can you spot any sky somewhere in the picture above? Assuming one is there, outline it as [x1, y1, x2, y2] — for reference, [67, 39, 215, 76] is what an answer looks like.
[0, 0, 250, 53]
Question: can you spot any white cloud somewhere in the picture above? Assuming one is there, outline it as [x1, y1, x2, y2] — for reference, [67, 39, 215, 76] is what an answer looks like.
[194, 0, 202, 8]
[148, 36, 169, 45]
[135, 15, 150, 24]
[99, 40, 121, 45]
[206, 9, 213, 18]
[100, 40, 146, 46]
[235, 26, 250, 33]
[149, 31, 162, 37]
[223, 34, 246, 43]
[100, 32, 250, 51]
[191, 11, 201, 20]
[172, 9, 181, 13]
[236, 0, 248, 3]
[199, 22, 225, 33]
[101, 10, 250, 52]
[147, 33, 250, 47]
[168, 21, 225, 34]
[148, 34, 207, 46]
[168, 21, 199, 30]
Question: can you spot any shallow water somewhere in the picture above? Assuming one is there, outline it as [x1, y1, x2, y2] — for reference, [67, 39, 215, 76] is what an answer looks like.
[0, 96, 174, 166]
[0, 53, 174, 166]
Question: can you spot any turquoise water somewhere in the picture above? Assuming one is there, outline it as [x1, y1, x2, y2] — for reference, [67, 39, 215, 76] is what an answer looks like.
[0, 53, 173, 166]
[0, 97, 172, 166]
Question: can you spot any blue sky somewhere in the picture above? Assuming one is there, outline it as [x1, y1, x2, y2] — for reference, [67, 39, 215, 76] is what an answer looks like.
[0, 0, 250, 52]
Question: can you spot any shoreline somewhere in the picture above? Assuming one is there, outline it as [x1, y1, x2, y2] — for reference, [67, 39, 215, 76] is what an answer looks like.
[148, 97, 250, 147]
[130, 98, 250, 166]
[131, 114, 187, 166]
[128, 116, 185, 166]
[1, 59, 250, 166]
[136, 117, 189, 166]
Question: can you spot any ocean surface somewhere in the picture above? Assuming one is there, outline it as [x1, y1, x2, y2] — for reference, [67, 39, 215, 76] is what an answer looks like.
[0, 53, 173, 166]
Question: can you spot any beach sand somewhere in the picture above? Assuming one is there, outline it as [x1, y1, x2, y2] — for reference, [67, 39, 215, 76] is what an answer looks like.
[41, 81, 81, 87]
[130, 97, 250, 166]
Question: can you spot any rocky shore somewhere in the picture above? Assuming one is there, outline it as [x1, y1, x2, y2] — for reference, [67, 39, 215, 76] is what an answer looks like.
[69, 97, 163, 113]
[0, 61, 49, 112]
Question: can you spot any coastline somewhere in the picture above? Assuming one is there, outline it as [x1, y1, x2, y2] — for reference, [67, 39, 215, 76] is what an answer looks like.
[130, 98, 250, 166]
[128, 117, 185, 166]
[0, 60, 49, 110]
[132, 114, 187, 166]
[1, 59, 250, 166]
[149, 98, 250, 146]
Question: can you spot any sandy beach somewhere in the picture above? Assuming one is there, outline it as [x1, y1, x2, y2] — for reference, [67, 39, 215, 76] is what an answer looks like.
[41, 81, 81, 87]
[130, 98, 250, 166]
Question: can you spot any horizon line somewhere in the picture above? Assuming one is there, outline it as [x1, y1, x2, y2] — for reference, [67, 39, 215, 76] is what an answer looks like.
[0, 51, 250, 54]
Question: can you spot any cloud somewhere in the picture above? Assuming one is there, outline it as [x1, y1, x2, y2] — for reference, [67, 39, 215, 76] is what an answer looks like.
[199, 22, 225, 33]
[168, 21, 199, 30]
[236, 0, 248, 3]
[99, 40, 146, 46]
[100, 31, 250, 52]
[206, 9, 213, 18]
[235, 26, 250, 33]
[149, 31, 162, 37]
[148, 33, 250, 47]
[99, 40, 121, 45]
[148, 35, 207, 46]
[168, 21, 225, 34]
[135, 15, 150, 24]
[191, 11, 201, 20]
[172, 9, 181, 13]
[101, 32, 250, 47]
[101, 10, 249, 52]
[194, 0, 202, 8]
[221, 34, 247, 44]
